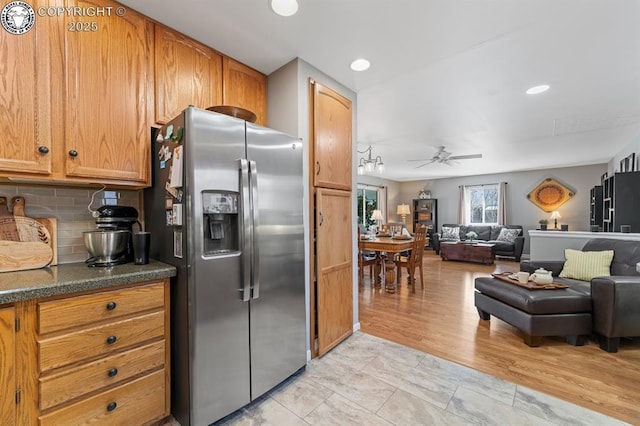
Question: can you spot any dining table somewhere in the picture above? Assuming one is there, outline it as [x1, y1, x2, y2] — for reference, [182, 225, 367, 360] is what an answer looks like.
[358, 235, 414, 293]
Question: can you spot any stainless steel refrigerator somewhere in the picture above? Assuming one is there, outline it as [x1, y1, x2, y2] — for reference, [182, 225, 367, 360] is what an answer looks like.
[144, 106, 306, 426]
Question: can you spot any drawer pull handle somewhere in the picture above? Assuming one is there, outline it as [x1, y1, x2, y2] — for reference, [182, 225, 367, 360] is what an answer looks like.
[106, 335, 117, 345]
[107, 368, 118, 378]
[106, 301, 117, 310]
[106, 401, 117, 412]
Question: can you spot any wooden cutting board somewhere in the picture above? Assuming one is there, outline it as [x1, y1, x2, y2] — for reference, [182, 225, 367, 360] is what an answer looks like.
[0, 241, 53, 273]
[0, 196, 57, 271]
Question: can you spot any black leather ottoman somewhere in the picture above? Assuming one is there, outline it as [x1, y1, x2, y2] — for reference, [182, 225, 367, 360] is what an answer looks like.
[474, 276, 592, 347]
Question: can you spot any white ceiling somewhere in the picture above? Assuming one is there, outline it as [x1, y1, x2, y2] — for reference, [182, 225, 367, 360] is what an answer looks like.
[120, 0, 640, 181]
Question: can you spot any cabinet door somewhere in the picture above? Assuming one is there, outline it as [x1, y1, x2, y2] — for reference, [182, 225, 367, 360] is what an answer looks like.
[316, 188, 353, 356]
[155, 25, 223, 125]
[63, 0, 152, 184]
[0, 306, 15, 425]
[311, 81, 352, 190]
[0, 0, 52, 175]
[222, 57, 267, 126]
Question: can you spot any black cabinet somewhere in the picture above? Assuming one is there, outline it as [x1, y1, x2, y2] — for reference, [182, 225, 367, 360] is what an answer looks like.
[602, 172, 640, 232]
[590, 185, 603, 229]
[413, 199, 437, 247]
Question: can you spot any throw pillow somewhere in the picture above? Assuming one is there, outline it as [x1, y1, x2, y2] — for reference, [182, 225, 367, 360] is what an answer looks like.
[441, 226, 460, 241]
[496, 228, 521, 244]
[559, 249, 614, 281]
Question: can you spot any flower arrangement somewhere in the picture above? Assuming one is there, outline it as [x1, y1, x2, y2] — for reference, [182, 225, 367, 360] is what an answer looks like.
[466, 231, 478, 241]
[538, 219, 548, 225]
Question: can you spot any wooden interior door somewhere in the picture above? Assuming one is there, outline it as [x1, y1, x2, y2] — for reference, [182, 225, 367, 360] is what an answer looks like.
[316, 188, 353, 356]
[312, 82, 352, 190]
[0, 306, 15, 425]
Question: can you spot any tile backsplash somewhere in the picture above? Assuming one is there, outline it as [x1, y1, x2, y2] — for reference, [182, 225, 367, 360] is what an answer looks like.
[0, 184, 141, 264]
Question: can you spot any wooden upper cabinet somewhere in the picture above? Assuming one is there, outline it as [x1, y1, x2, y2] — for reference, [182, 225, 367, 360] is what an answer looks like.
[63, 0, 152, 185]
[311, 81, 353, 191]
[0, 0, 52, 176]
[0, 306, 15, 425]
[154, 25, 223, 125]
[222, 57, 267, 126]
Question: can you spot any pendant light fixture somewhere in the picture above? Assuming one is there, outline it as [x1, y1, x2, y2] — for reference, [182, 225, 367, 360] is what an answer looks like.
[357, 146, 384, 175]
[270, 0, 299, 16]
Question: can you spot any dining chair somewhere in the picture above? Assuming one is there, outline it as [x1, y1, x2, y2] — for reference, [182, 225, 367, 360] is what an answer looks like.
[357, 226, 378, 284]
[394, 224, 427, 293]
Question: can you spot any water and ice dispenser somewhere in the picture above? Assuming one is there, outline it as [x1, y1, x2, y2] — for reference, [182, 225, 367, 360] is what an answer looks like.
[202, 191, 238, 256]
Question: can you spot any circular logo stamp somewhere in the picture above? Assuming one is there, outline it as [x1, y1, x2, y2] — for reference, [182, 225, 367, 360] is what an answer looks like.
[1, 1, 35, 35]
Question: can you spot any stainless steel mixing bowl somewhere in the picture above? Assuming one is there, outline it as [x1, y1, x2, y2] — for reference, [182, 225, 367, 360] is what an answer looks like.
[83, 230, 130, 263]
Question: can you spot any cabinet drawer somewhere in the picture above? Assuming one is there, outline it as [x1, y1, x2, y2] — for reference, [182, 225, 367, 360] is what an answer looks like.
[39, 369, 166, 426]
[38, 282, 164, 334]
[39, 311, 164, 372]
[40, 340, 165, 410]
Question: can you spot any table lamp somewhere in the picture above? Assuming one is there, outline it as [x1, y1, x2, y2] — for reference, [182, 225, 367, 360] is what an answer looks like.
[396, 204, 410, 225]
[371, 209, 384, 230]
[550, 211, 561, 229]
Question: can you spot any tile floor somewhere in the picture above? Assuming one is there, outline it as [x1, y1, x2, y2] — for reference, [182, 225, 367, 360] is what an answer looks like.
[214, 332, 628, 426]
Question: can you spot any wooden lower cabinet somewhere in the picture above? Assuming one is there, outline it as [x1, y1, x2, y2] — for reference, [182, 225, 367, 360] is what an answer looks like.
[0, 306, 15, 425]
[39, 370, 165, 426]
[15, 279, 170, 425]
[315, 188, 353, 356]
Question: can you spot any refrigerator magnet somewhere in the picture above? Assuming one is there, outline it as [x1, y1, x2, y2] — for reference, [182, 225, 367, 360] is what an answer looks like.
[166, 210, 173, 226]
[174, 230, 183, 258]
[165, 198, 173, 209]
[164, 124, 174, 140]
[160, 160, 166, 169]
[155, 131, 164, 143]
[158, 145, 170, 160]
[172, 204, 183, 226]
[169, 146, 183, 188]
[171, 126, 183, 143]
[165, 181, 178, 198]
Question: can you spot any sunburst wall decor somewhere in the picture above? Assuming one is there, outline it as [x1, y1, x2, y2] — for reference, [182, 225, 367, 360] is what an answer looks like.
[527, 177, 575, 212]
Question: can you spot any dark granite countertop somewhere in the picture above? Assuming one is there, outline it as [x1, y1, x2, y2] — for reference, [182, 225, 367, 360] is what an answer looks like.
[0, 260, 177, 304]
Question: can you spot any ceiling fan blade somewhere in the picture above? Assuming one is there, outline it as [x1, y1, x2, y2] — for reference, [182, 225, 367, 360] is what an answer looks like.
[449, 154, 482, 160]
[414, 159, 437, 168]
[407, 158, 436, 162]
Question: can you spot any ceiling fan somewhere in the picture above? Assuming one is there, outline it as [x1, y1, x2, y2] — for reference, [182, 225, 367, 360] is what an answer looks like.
[409, 146, 483, 168]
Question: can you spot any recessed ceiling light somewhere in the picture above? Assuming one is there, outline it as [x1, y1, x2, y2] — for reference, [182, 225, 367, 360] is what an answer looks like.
[270, 0, 298, 17]
[350, 58, 370, 72]
[526, 84, 550, 95]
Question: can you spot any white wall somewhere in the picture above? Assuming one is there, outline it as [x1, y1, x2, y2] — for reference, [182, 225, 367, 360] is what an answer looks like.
[609, 132, 640, 174]
[268, 58, 359, 356]
[396, 163, 607, 255]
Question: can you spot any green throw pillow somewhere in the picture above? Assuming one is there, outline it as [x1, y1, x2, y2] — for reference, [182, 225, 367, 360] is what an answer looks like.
[559, 249, 614, 281]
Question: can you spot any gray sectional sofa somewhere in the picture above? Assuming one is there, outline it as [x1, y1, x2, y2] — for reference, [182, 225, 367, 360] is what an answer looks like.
[475, 238, 640, 352]
[433, 224, 525, 262]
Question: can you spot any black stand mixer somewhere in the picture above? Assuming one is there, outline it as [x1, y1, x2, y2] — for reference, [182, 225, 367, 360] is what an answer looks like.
[86, 206, 141, 266]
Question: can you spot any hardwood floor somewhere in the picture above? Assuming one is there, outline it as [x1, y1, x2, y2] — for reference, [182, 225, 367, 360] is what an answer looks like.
[358, 250, 640, 424]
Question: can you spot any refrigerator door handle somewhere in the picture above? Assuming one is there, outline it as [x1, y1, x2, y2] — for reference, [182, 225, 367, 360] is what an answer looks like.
[240, 159, 252, 302]
[249, 160, 260, 299]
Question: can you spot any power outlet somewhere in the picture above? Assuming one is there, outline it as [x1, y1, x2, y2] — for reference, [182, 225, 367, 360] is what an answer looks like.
[636, 262, 640, 273]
